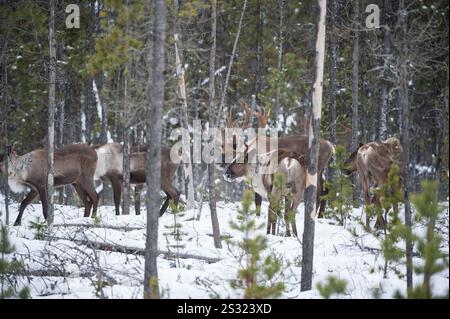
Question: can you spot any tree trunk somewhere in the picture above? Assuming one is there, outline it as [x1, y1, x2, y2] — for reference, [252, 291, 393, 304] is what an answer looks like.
[208, 0, 222, 249]
[174, 32, 195, 211]
[47, 0, 57, 227]
[398, 0, 413, 293]
[351, 0, 360, 205]
[144, 0, 166, 299]
[122, 6, 132, 216]
[254, 0, 264, 103]
[301, 0, 327, 292]
[2, 57, 10, 225]
[329, 0, 337, 145]
[274, 0, 285, 125]
[379, 0, 393, 140]
[122, 68, 131, 215]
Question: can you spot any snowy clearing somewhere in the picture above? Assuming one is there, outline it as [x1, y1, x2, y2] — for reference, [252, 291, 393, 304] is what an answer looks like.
[0, 195, 448, 299]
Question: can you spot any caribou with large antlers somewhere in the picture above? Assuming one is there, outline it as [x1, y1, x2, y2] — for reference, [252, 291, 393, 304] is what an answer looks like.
[344, 136, 404, 230]
[0, 144, 99, 225]
[218, 102, 334, 218]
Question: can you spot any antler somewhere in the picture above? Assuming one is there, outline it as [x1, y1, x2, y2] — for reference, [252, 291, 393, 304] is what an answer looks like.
[226, 101, 251, 129]
[240, 101, 250, 129]
[254, 106, 271, 128]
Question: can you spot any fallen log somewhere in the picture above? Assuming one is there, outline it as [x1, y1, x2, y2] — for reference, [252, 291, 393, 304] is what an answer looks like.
[44, 235, 222, 263]
[52, 223, 144, 232]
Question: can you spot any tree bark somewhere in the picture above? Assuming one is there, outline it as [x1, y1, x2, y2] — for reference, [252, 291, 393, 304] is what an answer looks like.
[328, 0, 337, 146]
[274, 0, 285, 125]
[398, 0, 413, 293]
[47, 0, 57, 227]
[254, 0, 264, 103]
[122, 6, 132, 216]
[2, 53, 10, 225]
[174, 32, 195, 211]
[301, 0, 327, 292]
[144, 0, 166, 300]
[207, 0, 222, 249]
[351, 0, 360, 205]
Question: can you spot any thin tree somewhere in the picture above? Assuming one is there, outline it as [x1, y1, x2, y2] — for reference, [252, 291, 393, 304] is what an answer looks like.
[174, 33, 195, 211]
[2, 52, 10, 225]
[397, 0, 413, 293]
[274, 0, 285, 121]
[379, 0, 392, 141]
[328, 0, 337, 145]
[217, 0, 248, 122]
[301, 0, 327, 292]
[144, 0, 166, 299]
[47, 0, 57, 228]
[350, 0, 360, 204]
[122, 3, 132, 216]
[207, 0, 222, 249]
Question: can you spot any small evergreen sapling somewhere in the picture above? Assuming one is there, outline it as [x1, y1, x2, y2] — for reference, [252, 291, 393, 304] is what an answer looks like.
[322, 145, 354, 226]
[0, 224, 29, 299]
[228, 189, 285, 298]
[316, 275, 348, 299]
[382, 180, 448, 298]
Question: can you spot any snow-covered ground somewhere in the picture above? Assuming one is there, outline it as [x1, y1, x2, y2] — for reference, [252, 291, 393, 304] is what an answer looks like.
[0, 194, 448, 299]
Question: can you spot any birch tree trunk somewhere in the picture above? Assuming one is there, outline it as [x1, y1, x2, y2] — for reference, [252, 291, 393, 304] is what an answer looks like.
[207, 0, 222, 249]
[301, 0, 327, 292]
[47, 0, 56, 227]
[174, 33, 195, 211]
[144, 0, 166, 299]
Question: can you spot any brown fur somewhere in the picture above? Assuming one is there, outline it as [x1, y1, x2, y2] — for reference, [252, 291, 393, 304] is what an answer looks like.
[344, 137, 404, 229]
[0, 144, 99, 225]
[94, 143, 180, 216]
[225, 147, 308, 237]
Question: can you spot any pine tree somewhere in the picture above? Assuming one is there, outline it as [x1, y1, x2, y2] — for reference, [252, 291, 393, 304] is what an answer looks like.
[322, 145, 354, 226]
[382, 180, 448, 298]
[0, 225, 29, 299]
[229, 189, 285, 299]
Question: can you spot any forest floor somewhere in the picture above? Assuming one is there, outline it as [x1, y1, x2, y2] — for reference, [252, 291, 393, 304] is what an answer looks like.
[0, 194, 448, 299]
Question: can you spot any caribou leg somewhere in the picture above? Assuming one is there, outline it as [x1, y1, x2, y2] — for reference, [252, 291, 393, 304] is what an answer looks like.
[110, 175, 122, 216]
[255, 193, 262, 216]
[37, 186, 49, 221]
[14, 189, 39, 226]
[134, 185, 143, 215]
[373, 193, 386, 230]
[73, 183, 92, 218]
[160, 182, 180, 216]
[82, 177, 99, 218]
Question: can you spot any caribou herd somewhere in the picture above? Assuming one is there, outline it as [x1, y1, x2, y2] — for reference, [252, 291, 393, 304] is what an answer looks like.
[0, 105, 404, 236]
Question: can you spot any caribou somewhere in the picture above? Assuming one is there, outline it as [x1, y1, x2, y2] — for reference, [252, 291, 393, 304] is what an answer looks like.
[0, 144, 99, 225]
[344, 136, 404, 230]
[218, 102, 335, 217]
[224, 140, 307, 236]
[92, 143, 180, 216]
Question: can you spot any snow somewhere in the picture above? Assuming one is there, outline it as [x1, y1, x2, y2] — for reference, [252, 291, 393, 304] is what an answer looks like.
[0, 194, 448, 299]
